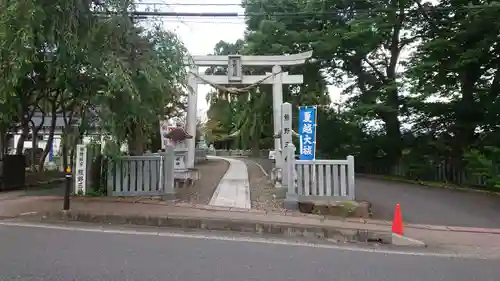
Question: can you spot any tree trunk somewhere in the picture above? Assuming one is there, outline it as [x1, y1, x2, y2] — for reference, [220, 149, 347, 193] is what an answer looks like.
[16, 122, 29, 155]
[30, 111, 45, 172]
[250, 127, 261, 157]
[62, 133, 68, 171]
[39, 109, 57, 169]
[128, 121, 144, 156]
[0, 126, 6, 160]
[31, 128, 37, 171]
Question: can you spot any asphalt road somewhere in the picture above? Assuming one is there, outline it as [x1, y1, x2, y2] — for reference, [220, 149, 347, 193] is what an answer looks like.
[0, 223, 498, 281]
[356, 177, 500, 228]
[249, 158, 500, 228]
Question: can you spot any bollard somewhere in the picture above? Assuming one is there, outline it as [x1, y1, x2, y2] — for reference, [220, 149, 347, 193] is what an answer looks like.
[63, 167, 72, 210]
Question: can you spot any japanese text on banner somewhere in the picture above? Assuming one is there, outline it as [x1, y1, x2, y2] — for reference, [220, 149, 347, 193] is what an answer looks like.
[298, 106, 317, 160]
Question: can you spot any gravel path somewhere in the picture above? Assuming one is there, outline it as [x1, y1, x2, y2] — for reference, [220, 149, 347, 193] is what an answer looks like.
[175, 159, 229, 205]
[241, 158, 284, 211]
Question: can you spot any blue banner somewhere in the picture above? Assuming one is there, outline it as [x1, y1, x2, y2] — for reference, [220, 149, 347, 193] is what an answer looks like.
[48, 141, 54, 161]
[298, 106, 317, 160]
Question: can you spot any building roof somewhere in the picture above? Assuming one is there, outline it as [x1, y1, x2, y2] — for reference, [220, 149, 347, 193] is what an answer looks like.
[30, 107, 100, 129]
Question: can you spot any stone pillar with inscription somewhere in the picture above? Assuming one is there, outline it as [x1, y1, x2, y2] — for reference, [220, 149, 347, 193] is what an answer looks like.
[280, 102, 293, 188]
[74, 144, 88, 195]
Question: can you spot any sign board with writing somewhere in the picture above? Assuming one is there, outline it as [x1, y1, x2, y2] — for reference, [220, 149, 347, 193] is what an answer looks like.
[298, 106, 317, 160]
[227, 55, 242, 82]
[281, 102, 293, 149]
[74, 144, 88, 195]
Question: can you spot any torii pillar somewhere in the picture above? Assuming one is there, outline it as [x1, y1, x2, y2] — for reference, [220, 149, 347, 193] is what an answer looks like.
[184, 51, 312, 185]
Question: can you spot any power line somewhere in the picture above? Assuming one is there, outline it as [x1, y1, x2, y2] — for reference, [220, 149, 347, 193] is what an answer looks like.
[146, 18, 245, 24]
[99, 11, 239, 17]
[157, 0, 193, 31]
[124, 4, 500, 19]
[138, 1, 500, 9]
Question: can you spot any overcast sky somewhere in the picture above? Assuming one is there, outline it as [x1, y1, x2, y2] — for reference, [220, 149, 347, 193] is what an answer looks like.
[138, 0, 344, 122]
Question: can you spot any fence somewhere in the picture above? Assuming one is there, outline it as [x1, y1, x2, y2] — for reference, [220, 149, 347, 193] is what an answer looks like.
[283, 144, 355, 203]
[208, 149, 271, 158]
[106, 147, 175, 197]
[195, 148, 207, 163]
[356, 160, 491, 188]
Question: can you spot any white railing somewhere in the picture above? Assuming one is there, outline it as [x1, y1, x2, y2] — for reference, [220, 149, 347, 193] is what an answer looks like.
[106, 146, 175, 197]
[208, 149, 271, 158]
[295, 159, 355, 200]
[283, 144, 355, 202]
[195, 148, 208, 163]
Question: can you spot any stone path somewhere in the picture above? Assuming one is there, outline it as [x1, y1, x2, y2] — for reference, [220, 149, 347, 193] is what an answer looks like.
[207, 156, 251, 209]
[241, 158, 284, 211]
[175, 159, 229, 204]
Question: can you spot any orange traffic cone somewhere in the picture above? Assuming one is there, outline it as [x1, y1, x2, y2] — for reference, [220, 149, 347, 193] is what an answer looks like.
[391, 203, 404, 235]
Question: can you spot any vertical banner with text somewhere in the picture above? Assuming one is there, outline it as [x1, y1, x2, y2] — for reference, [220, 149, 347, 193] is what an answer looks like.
[298, 106, 317, 160]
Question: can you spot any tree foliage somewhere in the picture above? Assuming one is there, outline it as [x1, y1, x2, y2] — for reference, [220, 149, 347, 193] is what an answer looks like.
[205, 0, 500, 188]
[0, 0, 189, 170]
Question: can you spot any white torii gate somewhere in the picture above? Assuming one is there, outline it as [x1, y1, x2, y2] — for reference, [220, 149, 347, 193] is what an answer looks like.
[183, 51, 312, 186]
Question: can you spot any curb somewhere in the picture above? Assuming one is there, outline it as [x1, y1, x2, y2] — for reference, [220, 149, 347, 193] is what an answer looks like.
[39, 210, 393, 245]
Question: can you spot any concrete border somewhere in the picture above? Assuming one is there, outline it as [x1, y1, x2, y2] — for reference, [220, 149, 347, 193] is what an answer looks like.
[247, 159, 269, 177]
[38, 210, 393, 245]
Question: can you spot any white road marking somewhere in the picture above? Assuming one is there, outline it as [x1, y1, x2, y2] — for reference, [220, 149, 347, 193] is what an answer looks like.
[0, 220, 487, 259]
[19, 211, 38, 216]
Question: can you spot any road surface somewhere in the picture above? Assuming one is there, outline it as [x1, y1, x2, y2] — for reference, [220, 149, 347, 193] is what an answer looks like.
[249, 158, 500, 228]
[0, 222, 498, 281]
[355, 177, 500, 228]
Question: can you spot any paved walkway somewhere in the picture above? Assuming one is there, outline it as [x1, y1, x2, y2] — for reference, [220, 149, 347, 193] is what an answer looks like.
[207, 156, 251, 209]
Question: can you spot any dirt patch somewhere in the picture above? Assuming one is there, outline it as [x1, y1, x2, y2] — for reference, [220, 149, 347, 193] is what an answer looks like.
[242, 159, 284, 211]
[298, 200, 371, 218]
[174, 159, 229, 205]
[25, 171, 65, 186]
[1, 170, 65, 193]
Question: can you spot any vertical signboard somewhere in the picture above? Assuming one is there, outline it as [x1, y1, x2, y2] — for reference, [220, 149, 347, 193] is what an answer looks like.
[281, 102, 293, 185]
[74, 144, 88, 195]
[281, 102, 293, 149]
[298, 106, 317, 160]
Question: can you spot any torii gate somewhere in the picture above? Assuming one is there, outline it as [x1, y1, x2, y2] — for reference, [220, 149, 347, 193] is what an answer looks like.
[183, 51, 313, 187]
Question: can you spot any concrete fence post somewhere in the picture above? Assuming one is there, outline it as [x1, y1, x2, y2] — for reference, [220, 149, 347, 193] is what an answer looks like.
[282, 149, 288, 189]
[347, 155, 355, 200]
[284, 143, 298, 210]
[163, 145, 176, 198]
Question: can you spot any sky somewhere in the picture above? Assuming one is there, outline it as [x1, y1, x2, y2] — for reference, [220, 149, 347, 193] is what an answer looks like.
[137, 0, 344, 122]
